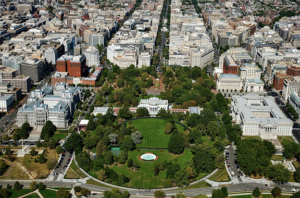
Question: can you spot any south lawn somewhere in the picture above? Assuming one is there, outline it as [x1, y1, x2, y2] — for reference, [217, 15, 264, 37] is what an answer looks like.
[108, 149, 198, 189]
[131, 118, 187, 148]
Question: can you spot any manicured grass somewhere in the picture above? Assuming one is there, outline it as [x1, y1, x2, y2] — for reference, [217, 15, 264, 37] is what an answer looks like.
[0, 189, 32, 198]
[131, 118, 187, 148]
[278, 136, 295, 143]
[105, 149, 194, 189]
[40, 189, 57, 198]
[261, 195, 291, 198]
[70, 159, 86, 178]
[53, 133, 67, 140]
[65, 167, 80, 179]
[175, 180, 212, 190]
[271, 155, 284, 161]
[86, 179, 112, 188]
[230, 195, 252, 198]
[293, 160, 300, 168]
[242, 136, 261, 141]
[23, 193, 40, 198]
[208, 168, 230, 182]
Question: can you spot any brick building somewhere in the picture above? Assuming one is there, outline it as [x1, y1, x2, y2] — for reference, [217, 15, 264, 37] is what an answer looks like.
[223, 55, 239, 75]
[273, 73, 291, 90]
[287, 64, 300, 76]
[56, 55, 87, 78]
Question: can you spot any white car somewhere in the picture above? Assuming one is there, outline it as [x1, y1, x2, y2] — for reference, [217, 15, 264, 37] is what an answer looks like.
[291, 188, 296, 192]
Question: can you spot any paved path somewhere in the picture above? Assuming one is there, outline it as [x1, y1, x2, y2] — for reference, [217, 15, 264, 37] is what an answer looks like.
[19, 189, 43, 198]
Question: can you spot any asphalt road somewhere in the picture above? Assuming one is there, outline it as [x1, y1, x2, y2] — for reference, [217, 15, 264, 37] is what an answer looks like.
[0, 180, 298, 197]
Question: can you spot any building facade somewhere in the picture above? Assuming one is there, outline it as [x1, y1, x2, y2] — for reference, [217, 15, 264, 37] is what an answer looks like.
[231, 94, 293, 139]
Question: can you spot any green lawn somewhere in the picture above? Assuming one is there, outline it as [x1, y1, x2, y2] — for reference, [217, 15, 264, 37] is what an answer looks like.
[40, 189, 57, 198]
[53, 132, 68, 140]
[131, 118, 187, 148]
[23, 193, 40, 198]
[230, 195, 252, 198]
[271, 155, 284, 161]
[261, 195, 291, 198]
[95, 149, 194, 189]
[0, 189, 32, 198]
[175, 180, 211, 190]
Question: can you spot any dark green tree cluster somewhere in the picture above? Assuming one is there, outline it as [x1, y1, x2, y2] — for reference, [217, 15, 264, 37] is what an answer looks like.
[236, 139, 290, 183]
[40, 121, 56, 139]
[281, 139, 300, 159]
[286, 103, 299, 119]
[103, 188, 130, 198]
[13, 123, 31, 140]
[136, 107, 150, 117]
[0, 160, 8, 176]
[161, 67, 215, 106]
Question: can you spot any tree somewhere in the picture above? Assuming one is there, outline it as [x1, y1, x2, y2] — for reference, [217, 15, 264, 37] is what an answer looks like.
[57, 189, 70, 198]
[30, 148, 37, 156]
[146, 79, 154, 88]
[193, 150, 215, 174]
[294, 167, 300, 182]
[97, 169, 107, 181]
[119, 107, 132, 120]
[221, 187, 228, 197]
[154, 164, 159, 177]
[122, 137, 135, 151]
[175, 192, 186, 198]
[252, 187, 261, 198]
[191, 195, 209, 198]
[103, 188, 129, 198]
[30, 181, 38, 191]
[56, 146, 63, 154]
[38, 182, 46, 191]
[168, 134, 184, 154]
[85, 89, 91, 98]
[174, 169, 190, 187]
[1, 189, 10, 198]
[271, 187, 281, 198]
[37, 140, 42, 147]
[14, 181, 22, 191]
[39, 154, 46, 164]
[64, 133, 82, 151]
[76, 152, 92, 172]
[136, 107, 150, 117]
[90, 105, 95, 112]
[105, 151, 114, 165]
[292, 191, 300, 198]
[165, 122, 173, 134]
[96, 140, 107, 157]
[118, 151, 128, 164]
[206, 121, 219, 136]
[131, 131, 143, 144]
[40, 121, 56, 139]
[81, 188, 91, 196]
[86, 120, 96, 131]
[127, 159, 133, 168]
[266, 164, 291, 184]
[108, 133, 118, 143]
[154, 190, 166, 198]
[187, 114, 201, 127]
[74, 186, 82, 192]
[167, 164, 181, 178]
[212, 189, 224, 198]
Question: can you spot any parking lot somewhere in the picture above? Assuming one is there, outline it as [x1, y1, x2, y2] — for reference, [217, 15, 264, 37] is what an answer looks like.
[225, 145, 242, 182]
[53, 151, 72, 179]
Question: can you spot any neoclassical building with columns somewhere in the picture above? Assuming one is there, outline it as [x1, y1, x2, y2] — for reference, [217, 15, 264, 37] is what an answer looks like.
[231, 94, 293, 139]
[138, 97, 169, 117]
